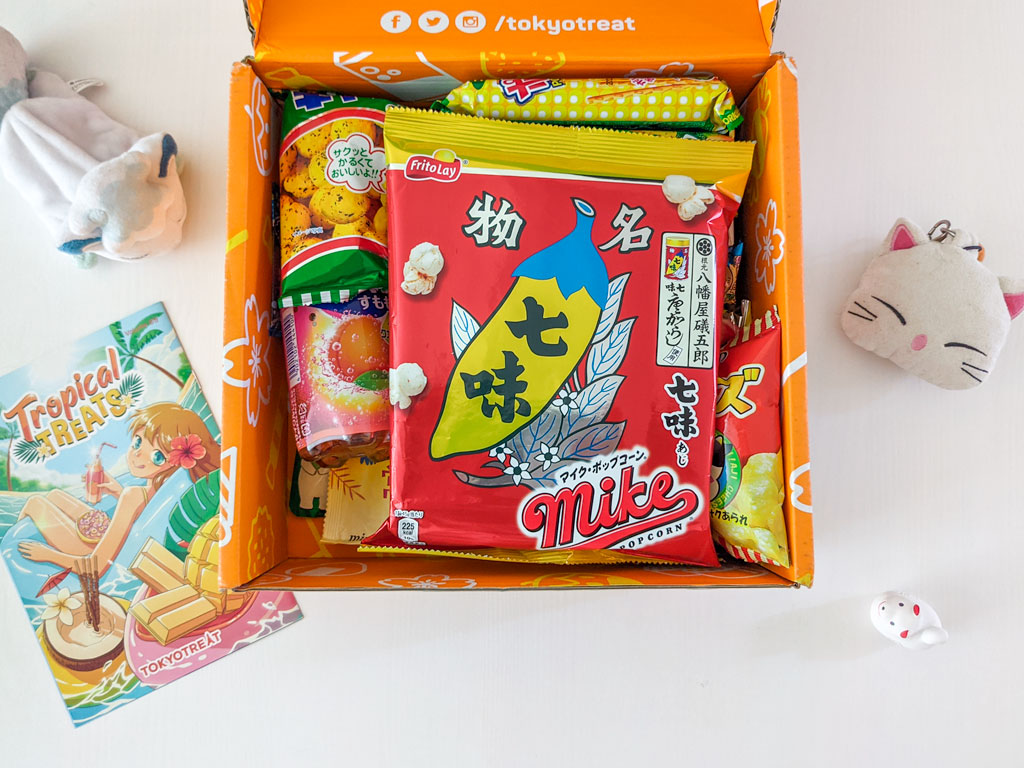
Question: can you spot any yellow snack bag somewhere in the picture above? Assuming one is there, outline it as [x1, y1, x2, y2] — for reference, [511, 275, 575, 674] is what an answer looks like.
[435, 78, 742, 133]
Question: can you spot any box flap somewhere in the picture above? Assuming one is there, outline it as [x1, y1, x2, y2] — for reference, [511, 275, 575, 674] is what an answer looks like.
[246, 1, 778, 102]
[239, 557, 793, 590]
[739, 56, 813, 586]
[220, 62, 292, 589]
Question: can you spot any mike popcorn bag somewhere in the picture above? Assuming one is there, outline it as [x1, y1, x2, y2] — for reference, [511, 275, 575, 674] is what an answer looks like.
[364, 109, 753, 564]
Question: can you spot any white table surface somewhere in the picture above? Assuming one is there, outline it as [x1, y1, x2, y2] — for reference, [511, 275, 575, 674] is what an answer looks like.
[1, 1, 1021, 764]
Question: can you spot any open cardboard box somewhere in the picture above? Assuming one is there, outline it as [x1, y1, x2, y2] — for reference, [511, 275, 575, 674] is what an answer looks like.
[220, 0, 812, 590]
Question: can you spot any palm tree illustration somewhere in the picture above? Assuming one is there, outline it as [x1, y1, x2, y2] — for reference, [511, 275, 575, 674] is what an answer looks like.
[109, 313, 184, 387]
[0, 407, 43, 491]
[0, 407, 17, 491]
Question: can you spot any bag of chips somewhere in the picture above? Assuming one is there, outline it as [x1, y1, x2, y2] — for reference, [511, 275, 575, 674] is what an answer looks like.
[279, 92, 391, 308]
[434, 78, 742, 133]
[711, 311, 790, 567]
[361, 108, 754, 565]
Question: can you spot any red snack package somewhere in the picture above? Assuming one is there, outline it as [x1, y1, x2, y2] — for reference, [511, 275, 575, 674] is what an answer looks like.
[363, 108, 753, 565]
[711, 311, 789, 567]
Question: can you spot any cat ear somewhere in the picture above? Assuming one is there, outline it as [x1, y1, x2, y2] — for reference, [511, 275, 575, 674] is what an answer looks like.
[886, 219, 926, 252]
[999, 276, 1024, 320]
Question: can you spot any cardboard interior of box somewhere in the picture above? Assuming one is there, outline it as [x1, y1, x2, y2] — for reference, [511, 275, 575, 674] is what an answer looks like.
[219, 0, 813, 591]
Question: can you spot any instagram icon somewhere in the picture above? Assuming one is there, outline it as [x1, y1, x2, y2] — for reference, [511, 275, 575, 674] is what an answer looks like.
[455, 10, 486, 33]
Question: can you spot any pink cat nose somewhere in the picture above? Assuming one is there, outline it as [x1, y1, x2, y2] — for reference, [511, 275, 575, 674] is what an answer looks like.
[911, 334, 928, 351]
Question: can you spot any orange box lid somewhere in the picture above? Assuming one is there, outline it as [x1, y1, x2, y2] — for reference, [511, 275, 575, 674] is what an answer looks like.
[245, 1, 778, 101]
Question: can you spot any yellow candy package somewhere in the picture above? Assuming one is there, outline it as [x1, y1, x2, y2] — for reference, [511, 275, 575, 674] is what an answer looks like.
[279, 92, 392, 307]
[434, 78, 742, 133]
[710, 311, 790, 567]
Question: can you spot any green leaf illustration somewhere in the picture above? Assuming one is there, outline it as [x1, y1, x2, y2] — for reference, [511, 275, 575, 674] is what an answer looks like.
[12, 440, 43, 465]
[130, 312, 162, 340]
[165, 469, 221, 558]
[133, 328, 163, 352]
[354, 370, 388, 391]
[119, 372, 145, 402]
[109, 322, 128, 352]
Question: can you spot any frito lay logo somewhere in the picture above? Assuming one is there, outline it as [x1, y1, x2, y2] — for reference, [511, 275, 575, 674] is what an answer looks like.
[404, 149, 463, 182]
[715, 364, 764, 418]
[518, 463, 702, 551]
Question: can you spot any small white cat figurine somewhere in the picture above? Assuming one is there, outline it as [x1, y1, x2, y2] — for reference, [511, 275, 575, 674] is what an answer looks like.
[842, 219, 1024, 389]
[871, 591, 948, 650]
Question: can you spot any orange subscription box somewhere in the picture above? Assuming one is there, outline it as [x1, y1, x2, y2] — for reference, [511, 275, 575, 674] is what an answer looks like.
[220, 0, 812, 590]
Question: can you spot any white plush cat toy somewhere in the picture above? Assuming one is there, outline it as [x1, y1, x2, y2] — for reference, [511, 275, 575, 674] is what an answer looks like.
[870, 591, 948, 651]
[842, 219, 1024, 389]
[0, 26, 186, 267]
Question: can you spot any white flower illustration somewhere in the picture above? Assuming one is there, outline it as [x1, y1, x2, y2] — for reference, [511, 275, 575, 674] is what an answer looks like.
[378, 574, 477, 589]
[503, 456, 532, 485]
[41, 588, 81, 626]
[754, 198, 786, 294]
[535, 442, 560, 470]
[552, 387, 579, 415]
[222, 294, 272, 427]
[626, 61, 713, 79]
[788, 462, 813, 514]
[243, 78, 272, 177]
[489, 443, 511, 462]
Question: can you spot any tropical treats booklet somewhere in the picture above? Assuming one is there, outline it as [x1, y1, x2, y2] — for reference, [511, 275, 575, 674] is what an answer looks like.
[0, 303, 302, 726]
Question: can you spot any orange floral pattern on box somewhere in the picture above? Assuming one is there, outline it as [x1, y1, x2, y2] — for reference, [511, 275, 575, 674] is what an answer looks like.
[220, 64, 290, 589]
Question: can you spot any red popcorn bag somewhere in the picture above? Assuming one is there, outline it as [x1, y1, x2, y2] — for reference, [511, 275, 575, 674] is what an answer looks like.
[362, 108, 753, 565]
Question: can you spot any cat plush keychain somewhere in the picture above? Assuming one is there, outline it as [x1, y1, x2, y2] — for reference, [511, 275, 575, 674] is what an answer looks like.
[842, 219, 1024, 389]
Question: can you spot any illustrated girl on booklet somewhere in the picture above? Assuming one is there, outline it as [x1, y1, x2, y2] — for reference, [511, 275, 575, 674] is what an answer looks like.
[16, 403, 219, 578]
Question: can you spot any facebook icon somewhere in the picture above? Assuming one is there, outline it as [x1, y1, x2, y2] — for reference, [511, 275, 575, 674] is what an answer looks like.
[380, 10, 411, 33]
